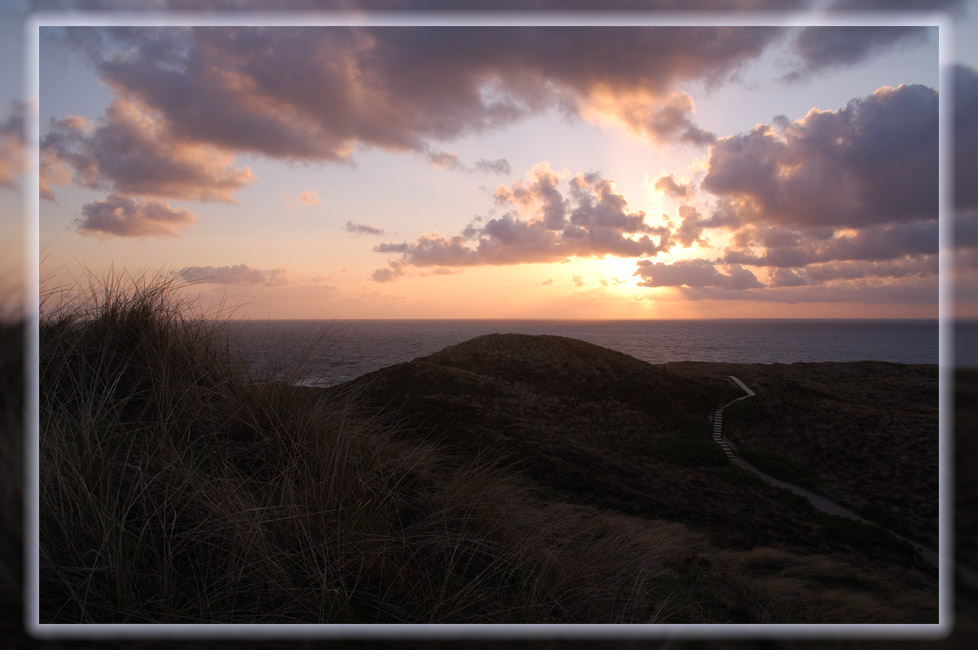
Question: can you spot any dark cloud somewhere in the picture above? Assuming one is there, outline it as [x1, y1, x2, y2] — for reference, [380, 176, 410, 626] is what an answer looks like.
[177, 264, 289, 286]
[67, 25, 773, 170]
[634, 259, 763, 290]
[804, 256, 938, 282]
[955, 211, 978, 249]
[346, 221, 384, 235]
[673, 278, 937, 305]
[77, 194, 196, 238]
[788, 27, 931, 79]
[372, 165, 671, 280]
[41, 100, 256, 202]
[654, 173, 691, 200]
[769, 267, 807, 287]
[722, 220, 938, 267]
[955, 65, 978, 212]
[703, 83, 937, 231]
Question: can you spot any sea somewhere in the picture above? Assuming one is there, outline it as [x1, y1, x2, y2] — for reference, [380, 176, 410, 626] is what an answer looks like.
[222, 319, 971, 388]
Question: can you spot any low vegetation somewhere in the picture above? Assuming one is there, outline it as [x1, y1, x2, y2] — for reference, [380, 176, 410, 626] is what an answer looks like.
[685, 362, 939, 549]
[36, 275, 938, 623]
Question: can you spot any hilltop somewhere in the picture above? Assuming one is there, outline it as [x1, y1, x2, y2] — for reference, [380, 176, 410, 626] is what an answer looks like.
[336, 334, 938, 570]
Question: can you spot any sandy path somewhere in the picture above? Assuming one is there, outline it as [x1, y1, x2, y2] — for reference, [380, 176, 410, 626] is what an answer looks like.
[714, 376, 940, 570]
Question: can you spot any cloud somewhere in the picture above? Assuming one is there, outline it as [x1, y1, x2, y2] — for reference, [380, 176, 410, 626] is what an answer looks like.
[702, 83, 937, 230]
[571, 273, 584, 287]
[722, 220, 938, 267]
[803, 256, 938, 282]
[472, 158, 511, 175]
[634, 259, 763, 290]
[427, 150, 465, 171]
[371, 260, 404, 283]
[787, 26, 931, 79]
[371, 164, 672, 280]
[47, 24, 935, 207]
[601, 91, 715, 145]
[541, 278, 553, 286]
[346, 221, 384, 235]
[954, 65, 978, 212]
[76, 194, 196, 238]
[295, 190, 321, 206]
[177, 264, 289, 286]
[676, 205, 707, 248]
[654, 173, 691, 200]
[769, 267, 807, 287]
[41, 99, 256, 202]
[61, 25, 776, 172]
[426, 150, 511, 175]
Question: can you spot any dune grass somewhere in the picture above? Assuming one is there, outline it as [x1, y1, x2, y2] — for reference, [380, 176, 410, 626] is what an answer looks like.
[35, 273, 940, 624]
[37, 273, 727, 624]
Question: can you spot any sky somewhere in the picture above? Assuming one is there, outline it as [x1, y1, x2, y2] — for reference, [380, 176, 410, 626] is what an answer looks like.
[2, 1, 977, 319]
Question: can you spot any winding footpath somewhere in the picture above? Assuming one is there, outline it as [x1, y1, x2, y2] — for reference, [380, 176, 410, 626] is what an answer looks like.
[713, 376, 944, 572]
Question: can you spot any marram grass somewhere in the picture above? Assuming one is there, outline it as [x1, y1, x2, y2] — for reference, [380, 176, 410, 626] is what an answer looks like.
[38, 274, 707, 624]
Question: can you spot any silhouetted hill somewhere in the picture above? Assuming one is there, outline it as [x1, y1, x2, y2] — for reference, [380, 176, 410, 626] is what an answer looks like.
[335, 334, 936, 577]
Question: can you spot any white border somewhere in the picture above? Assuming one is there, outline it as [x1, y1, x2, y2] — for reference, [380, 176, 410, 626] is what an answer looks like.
[24, 9, 953, 640]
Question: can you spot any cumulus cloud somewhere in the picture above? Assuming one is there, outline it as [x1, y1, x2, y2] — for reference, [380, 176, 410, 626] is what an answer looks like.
[371, 164, 672, 280]
[676, 205, 707, 248]
[634, 259, 763, 290]
[654, 173, 691, 200]
[177, 264, 289, 286]
[346, 221, 384, 235]
[41, 99, 256, 202]
[702, 83, 937, 230]
[572, 273, 584, 287]
[77, 194, 196, 238]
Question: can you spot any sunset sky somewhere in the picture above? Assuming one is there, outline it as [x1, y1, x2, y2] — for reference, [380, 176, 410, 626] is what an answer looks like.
[5, 4, 976, 319]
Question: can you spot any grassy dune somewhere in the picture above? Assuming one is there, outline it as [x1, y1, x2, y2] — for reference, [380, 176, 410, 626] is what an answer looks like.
[668, 361, 938, 549]
[36, 276, 938, 623]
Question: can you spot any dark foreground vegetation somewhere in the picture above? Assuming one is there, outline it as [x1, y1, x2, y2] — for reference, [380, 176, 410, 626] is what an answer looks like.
[36, 277, 940, 624]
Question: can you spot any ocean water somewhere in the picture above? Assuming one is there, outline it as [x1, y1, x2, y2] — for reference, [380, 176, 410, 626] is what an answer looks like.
[224, 319, 947, 388]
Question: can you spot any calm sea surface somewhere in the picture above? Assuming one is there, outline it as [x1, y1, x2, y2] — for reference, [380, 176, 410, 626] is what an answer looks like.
[224, 319, 949, 388]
